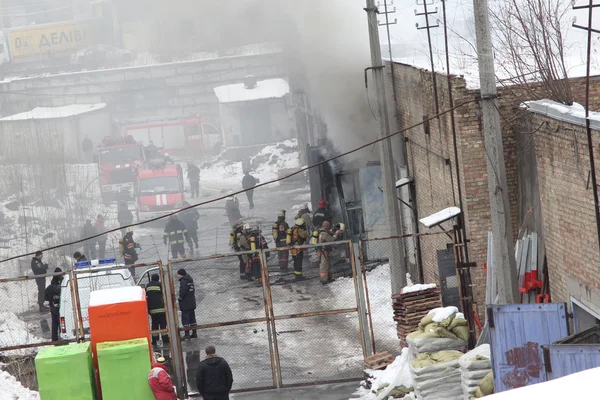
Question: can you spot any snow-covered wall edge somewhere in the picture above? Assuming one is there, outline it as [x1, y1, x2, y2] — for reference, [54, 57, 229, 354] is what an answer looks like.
[523, 99, 600, 131]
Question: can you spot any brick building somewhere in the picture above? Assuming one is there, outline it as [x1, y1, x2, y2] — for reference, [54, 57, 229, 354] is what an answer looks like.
[388, 60, 600, 321]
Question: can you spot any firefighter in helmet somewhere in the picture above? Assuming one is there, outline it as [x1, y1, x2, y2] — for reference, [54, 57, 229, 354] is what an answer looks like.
[245, 225, 268, 283]
[287, 217, 308, 280]
[272, 210, 289, 271]
[122, 229, 140, 277]
[230, 220, 249, 280]
[317, 221, 345, 284]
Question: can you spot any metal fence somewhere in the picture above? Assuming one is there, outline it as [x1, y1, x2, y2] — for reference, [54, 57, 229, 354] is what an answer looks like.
[0, 241, 371, 397]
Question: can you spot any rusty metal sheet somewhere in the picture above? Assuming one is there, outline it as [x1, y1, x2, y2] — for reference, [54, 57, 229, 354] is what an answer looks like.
[488, 303, 569, 392]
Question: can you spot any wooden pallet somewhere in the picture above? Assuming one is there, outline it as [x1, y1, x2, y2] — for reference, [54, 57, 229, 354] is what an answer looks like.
[364, 352, 394, 370]
[392, 286, 442, 343]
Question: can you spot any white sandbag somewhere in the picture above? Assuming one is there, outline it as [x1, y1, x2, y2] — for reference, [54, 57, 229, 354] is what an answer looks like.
[464, 369, 490, 381]
[459, 344, 491, 371]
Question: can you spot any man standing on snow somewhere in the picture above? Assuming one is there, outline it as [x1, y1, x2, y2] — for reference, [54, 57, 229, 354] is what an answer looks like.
[45, 268, 63, 341]
[164, 215, 188, 259]
[187, 162, 200, 198]
[146, 274, 169, 347]
[81, 134, 93, 162]
[82, 219, 98, 260]
[242, 171, 257, 210]
[117, 202, 134, 237]
[179, 202, 200, 252]
[95, 214, 108, 259]
[177, 269, 197, 340]
[148, 356, 177, 400]
[196, 345, 233, 400]
[31, 251, 49, 312]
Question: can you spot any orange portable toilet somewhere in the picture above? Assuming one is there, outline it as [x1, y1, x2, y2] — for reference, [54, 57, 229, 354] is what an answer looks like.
[89, 286, 153, 361]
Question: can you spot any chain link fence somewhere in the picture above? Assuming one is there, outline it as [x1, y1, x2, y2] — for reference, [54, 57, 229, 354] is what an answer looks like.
[360, 232, 452, 355]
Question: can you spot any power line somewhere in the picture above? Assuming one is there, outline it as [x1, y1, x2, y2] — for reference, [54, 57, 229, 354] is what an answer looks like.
[0, 97, 479, 265]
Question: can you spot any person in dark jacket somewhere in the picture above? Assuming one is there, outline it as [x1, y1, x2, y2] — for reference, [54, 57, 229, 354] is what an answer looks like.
[117, 202, 134, 237]
[225, 195, 242, 226]
[242, 172, 257, 210]
[196, 345, 233, 400]
[82, 219, 98, 259]
[164, 215, 188, 259]
[123, 230, 140, 276]
[179, 202, 200, 251]
[31, 251, 49, 312]
[95, 214, 108, 259]
[146, 274, 169, 347]
[187, 162, 201, 198]
[73, 252, 87, 263]
[45, 268, 63, 341]
[177, 269, 197, 339]
[312, 199, 332, 228]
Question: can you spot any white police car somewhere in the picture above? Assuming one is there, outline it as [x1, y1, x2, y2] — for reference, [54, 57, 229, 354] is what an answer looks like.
[59, 258, 156, 340]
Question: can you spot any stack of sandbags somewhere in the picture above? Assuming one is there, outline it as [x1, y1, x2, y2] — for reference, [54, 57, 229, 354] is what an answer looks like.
[406, 306, 468, 356]
[459, 344, 492, 399]
[473, 371, 494, 398]
[409, 350, 464, 399]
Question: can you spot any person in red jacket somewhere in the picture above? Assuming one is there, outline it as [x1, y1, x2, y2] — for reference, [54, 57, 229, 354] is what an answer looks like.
[148, 356, 177, 400]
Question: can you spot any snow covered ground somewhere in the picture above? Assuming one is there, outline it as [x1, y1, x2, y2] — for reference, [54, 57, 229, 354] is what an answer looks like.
[0, 370, 39, 400]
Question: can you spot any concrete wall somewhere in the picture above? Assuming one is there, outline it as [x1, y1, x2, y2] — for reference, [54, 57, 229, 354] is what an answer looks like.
[0, 51, 285, 130]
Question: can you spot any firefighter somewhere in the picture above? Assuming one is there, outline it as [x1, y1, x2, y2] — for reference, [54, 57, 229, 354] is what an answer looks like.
[242, 171, 258, 209]
[296, 203, 313, 233]
[123, 230, 140, 276]
[312, 200, 332, 228]
[318, 221, 344, 284]
[177, 269, 197, 340]
[180, 202, 200, 252]
[146, 274, 169, 347]
[287, 218, 308, 280]
[118, 201, 134, 237]
[230, 221, 249, 280]
[45, 268, 63, 342]
[164, 215, 188, 259]
[225, 195, 242, 226]
[246, 225, 268, 283]
[272, 210, 289, 271]
[187, 162, 200, 198]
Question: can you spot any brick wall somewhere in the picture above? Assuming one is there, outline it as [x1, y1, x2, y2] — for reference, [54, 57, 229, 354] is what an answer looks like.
[528, 110, 600, 316]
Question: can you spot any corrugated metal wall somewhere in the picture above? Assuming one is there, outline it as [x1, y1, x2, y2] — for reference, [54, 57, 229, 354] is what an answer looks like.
[488, 303, 569, 392]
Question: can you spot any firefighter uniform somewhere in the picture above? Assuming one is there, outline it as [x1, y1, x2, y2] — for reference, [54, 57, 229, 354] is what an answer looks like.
[272, 211, 290, 271]
[245, 227, 268, 283]
[122, 231, 140, 276]
[318, 224, 344, 284]
[146, 276, 169, 346]
[230, 222, 248, 280]
[288, 218, 308, 279]
[164, 216, 188, 259]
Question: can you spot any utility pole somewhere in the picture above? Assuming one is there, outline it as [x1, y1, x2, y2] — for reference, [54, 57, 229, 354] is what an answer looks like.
[364, 0, 407, 293]
[472, 0, 519, 303]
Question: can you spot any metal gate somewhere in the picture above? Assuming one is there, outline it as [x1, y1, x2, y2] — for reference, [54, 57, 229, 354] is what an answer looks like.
[487, 303, 569, 392]
[166, 240, 368, 396]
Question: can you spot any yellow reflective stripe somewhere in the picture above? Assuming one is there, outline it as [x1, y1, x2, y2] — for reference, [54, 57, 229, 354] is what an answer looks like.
[293, 271, 303, 275]
[146, 286, 161, 291]
[150, 308, 165, 314]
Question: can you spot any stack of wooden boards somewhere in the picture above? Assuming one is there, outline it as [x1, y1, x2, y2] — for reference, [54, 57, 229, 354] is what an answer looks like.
[393, 286, 442, 345]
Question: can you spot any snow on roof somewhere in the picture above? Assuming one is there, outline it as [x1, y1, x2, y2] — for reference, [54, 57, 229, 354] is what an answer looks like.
[488, 366, 600, 399]
[524, 99, 600, 131]
[0, 104, 107, 121]
[419, 206, 461, 228]
[89, 286, 144, 307]
[213, 78, 290, 103]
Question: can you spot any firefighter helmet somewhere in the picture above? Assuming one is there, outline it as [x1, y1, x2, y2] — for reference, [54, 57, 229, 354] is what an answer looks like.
[295, 218, 305, 227]
[278, 210, 286, 218]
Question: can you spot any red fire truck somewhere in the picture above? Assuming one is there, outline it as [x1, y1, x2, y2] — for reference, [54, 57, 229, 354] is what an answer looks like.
[97, 136, 145, 204]
[134, 159, 185, 222]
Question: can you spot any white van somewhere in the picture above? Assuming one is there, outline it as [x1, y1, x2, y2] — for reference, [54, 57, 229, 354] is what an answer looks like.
[59, 259, 157, 340]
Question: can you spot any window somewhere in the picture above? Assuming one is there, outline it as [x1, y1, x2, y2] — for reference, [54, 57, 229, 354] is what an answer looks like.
[138, 176, 181, 195]
[99, 146, 143, 164]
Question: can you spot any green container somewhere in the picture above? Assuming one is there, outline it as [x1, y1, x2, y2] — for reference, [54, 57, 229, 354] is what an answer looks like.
[97, 338, 154, 400]
[35, 342, 97, 400]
